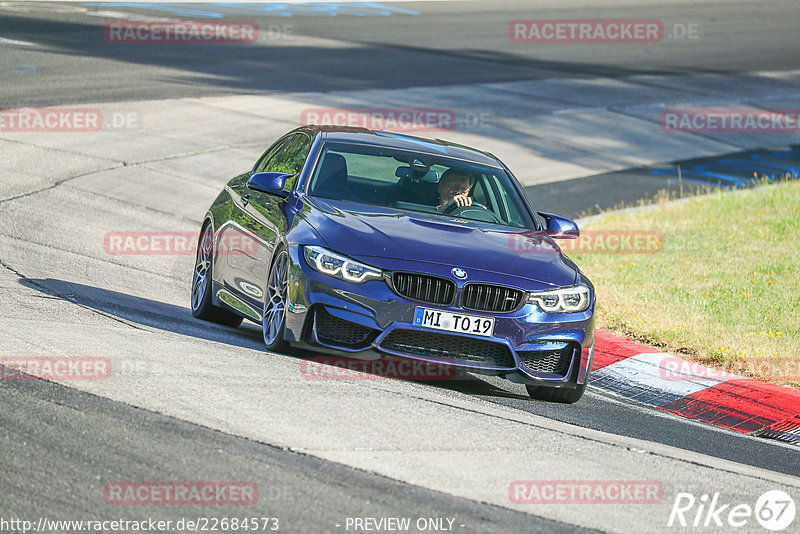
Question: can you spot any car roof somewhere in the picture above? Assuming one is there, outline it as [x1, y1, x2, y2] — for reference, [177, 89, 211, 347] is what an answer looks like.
[298, 125, 502, 168]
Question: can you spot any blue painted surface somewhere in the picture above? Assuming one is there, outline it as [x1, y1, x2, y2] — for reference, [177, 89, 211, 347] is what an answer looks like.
[0, 64, 38, 74]
[84, 2, 421, 18]
[86, 2, 225, 18]
[647, 146, 800, 189]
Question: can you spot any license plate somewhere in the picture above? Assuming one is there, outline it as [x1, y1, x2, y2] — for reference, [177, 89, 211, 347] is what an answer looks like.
[413, 307, 495, 337]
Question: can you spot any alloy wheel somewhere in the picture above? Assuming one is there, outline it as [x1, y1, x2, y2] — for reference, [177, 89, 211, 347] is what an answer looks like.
[191, 225, 213, 311]
[263, 250, 289, 346]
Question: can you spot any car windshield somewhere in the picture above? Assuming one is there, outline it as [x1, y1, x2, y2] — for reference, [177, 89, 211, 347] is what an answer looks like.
[307, 142, 535, 229]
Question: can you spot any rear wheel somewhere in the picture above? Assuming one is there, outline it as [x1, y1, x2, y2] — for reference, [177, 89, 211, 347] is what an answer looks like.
[262, 248, 290, 352]
[526, 381, 587, 404]
[191, 223, 243, 327]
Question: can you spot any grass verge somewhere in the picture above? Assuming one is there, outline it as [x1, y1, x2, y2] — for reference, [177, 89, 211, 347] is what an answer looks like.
[573, 180, 800, 388]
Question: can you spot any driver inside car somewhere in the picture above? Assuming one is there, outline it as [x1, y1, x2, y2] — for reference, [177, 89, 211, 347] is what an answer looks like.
[436, 169, 476, 211]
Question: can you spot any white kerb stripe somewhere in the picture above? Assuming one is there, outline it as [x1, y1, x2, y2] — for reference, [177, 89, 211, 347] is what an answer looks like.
[593, 352, 742, 399]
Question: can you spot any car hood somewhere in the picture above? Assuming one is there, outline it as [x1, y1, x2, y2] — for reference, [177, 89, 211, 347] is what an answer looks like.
[303, 198, 578, 287]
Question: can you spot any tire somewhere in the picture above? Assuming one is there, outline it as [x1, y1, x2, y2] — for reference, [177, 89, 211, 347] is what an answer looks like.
[526, 381, 587, 404]
[262, 248, 290, 353]
[191, 223, 244, 327]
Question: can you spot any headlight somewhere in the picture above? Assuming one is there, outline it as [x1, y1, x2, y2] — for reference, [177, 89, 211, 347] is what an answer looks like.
[303, 246, 383, 283]
[527, 285, 590, 313]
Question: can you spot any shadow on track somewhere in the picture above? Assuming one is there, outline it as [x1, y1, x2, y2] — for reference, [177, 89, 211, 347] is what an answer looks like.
[21, 277, 264, 349]
[20, 277, 524, 398]
[2, 12, 704, 109]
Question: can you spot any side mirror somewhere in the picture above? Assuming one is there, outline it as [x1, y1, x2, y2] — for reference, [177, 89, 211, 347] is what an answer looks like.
[247, 172, 293, 198]
[539, 212, 579, 239]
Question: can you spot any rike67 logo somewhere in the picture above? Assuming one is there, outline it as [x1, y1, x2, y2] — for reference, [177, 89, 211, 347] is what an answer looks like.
[668, 490, 795, 531]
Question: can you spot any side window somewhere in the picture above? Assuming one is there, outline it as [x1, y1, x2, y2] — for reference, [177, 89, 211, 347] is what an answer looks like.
[472, 177, 488, 206]
[265, 133, 313, 191]
[476, 176, 508, 223]
[485, 174, 523, 227]
[253, 137, 291, 174]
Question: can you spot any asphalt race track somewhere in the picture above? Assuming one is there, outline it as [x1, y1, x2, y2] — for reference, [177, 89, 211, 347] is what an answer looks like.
[1, 1, 800, 533]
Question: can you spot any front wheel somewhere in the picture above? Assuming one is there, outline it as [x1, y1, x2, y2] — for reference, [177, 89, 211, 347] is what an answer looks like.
[262, 248, 290, 352]
[526, 381, 587, 404]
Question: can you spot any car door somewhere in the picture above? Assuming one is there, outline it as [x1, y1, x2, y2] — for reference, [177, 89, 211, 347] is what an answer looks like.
[216, 135, 291, 317]
[223, 133, 313, 316]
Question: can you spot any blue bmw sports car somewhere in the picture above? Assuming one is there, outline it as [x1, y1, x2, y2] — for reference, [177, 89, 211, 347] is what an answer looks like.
[192, 126, 595, 403]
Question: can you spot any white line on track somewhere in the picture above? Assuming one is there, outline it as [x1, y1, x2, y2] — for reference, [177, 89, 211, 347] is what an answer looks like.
[0, 36, 38, 46]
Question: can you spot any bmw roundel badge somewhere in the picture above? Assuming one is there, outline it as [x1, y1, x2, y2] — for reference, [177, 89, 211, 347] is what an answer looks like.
[452, 268, 468, 280]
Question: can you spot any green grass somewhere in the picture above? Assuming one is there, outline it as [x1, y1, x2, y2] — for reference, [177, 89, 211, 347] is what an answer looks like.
[573, 180, 800, 387]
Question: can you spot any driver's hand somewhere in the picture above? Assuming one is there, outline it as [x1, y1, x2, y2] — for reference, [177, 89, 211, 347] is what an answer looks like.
[453, 192, 472, 207]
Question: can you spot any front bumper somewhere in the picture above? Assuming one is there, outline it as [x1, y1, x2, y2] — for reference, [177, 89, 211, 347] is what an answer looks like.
[284, 249, 595, 387]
